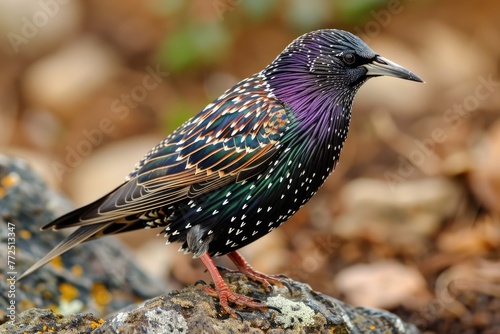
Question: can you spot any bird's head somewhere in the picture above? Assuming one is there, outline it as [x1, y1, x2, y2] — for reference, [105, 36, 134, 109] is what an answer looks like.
[264, 29, 423, 114]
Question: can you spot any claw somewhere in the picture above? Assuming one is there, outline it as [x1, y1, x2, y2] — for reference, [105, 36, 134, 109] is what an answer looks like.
[215, 265, 232, 273]
[234, 311, 244, 321]
[279, 279, 293, 294]
[199, 252, 271, 318]
[267, 305, 282, 314]
[194, 279, 208, 287]
[227, 251, 290, 293]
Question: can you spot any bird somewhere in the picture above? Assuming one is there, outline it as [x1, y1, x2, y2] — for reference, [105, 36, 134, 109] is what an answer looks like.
[19, 29, 423, 317]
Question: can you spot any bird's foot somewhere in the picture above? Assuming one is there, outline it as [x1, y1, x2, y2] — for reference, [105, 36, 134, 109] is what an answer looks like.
[219, 264, 286, 292]
[196, 280, 269, 318]
[227, 251, 291, 293]
[199, 252, 274, 318]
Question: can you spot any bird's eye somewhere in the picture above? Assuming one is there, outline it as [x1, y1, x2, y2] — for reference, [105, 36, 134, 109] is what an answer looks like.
[342, 53, 356, 65]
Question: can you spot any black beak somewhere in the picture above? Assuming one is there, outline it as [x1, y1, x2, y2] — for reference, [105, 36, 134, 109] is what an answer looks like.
[362, 56, 424, 83]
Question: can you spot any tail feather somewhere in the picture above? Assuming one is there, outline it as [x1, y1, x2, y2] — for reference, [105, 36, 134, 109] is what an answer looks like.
[42, 189, 117, 230]
[18, 223, 111, 280]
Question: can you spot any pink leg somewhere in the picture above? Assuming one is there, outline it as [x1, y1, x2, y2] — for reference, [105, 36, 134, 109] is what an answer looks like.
[199, 252, 269, 317]
[227, 251, 285, 292]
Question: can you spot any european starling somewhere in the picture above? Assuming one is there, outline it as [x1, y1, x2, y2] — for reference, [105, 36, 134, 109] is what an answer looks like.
[20, 29, 423, 316]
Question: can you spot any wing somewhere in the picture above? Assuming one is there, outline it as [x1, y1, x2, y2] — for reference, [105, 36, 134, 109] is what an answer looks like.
[20, 74, 289, 280]
[44, 73, 290, 229]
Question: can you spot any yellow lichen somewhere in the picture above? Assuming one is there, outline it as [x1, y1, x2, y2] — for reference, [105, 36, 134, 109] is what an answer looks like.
[59, 282, 79, 301]
[19, 230, 32, 239]
[92, 282, 112, 306]
[19, 299, 35, 310]
[91, 319, 105, 329]
[71, 264, 83, 277]
[50, 256, 63, 269]
[43, 290, 53, 300]
[2, 172, 20, 188]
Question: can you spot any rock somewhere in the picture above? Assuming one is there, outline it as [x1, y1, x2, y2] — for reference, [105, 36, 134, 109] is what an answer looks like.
[94, 273, 420, 333]
[0, 308, 104, 334]
[0, 154, 166, 321]
[0, 146, 62, 190]
[0, 155, 420, 333]
[2, 272, 420, 334]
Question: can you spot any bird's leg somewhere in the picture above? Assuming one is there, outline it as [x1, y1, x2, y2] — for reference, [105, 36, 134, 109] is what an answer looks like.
[227, 251, 285, 292]
[199, 252, 269, 317]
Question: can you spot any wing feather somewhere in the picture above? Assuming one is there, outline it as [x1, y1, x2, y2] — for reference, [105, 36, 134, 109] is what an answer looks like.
[47, 74, 290, 229]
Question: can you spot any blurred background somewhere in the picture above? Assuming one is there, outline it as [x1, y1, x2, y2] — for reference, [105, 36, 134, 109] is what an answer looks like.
[1, 0, 499, 332]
